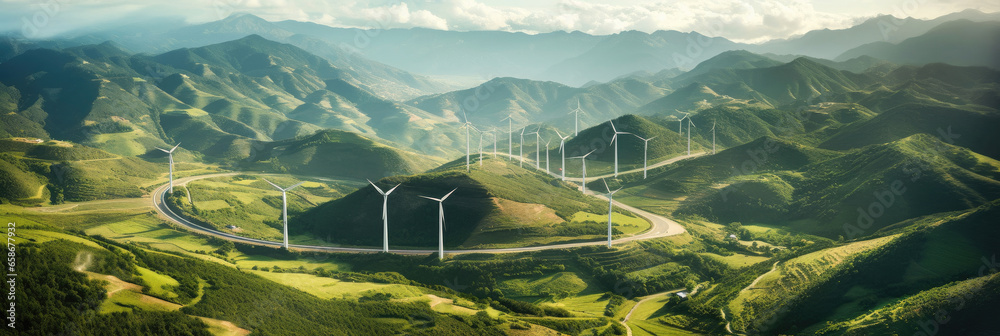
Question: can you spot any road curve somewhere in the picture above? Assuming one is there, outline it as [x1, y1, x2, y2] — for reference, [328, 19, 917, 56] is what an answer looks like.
[151, 153, 697, 256]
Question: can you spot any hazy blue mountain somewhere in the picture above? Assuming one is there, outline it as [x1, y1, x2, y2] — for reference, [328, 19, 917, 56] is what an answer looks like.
[406, 76, 670, 132]
[753, 9, 1000, 59]
[540, 30, 746, 86]
[836, 20, 1000, 68]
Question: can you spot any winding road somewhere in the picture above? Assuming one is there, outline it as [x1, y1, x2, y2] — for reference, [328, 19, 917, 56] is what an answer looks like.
[151, 152, 701, 256]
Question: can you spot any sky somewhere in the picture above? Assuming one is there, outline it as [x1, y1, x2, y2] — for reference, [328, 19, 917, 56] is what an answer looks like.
[1, 0, 996, 43]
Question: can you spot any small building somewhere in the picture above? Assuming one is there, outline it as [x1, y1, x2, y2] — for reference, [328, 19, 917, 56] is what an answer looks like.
[226, 225, 238, 230]
[676, 291, 689, 300]
[728, 234, 738, 240]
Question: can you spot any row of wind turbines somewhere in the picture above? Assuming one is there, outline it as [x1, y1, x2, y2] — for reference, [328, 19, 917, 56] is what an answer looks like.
[154, 105, 718, 260]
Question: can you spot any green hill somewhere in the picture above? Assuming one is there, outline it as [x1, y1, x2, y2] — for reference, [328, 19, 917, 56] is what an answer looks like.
[241, 129, 443, 179]
[679, 134, 1000, 237]
[0, 139, 159, 203]
[820, 103, 1000, 158]
[294, 157, 621, 249]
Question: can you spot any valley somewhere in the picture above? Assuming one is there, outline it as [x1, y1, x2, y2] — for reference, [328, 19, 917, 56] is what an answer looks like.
[1, 4, 998, 336]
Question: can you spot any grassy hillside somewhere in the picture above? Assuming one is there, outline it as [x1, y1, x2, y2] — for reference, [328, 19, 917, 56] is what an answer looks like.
[677, 134, 1000, 237]
[295, 156, 630, 249]
[0, 139, 159, 204]
[240, 129, 442, 180]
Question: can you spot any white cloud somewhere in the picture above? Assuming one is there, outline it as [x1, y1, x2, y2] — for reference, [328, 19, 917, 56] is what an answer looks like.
[0, 0, 990, 42]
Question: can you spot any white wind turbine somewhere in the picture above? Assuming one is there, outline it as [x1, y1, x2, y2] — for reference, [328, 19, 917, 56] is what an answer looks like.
[687, 116, 696, 156]
[519, 127, 527, 167]
[156, 143, 181, 193]
[545, 138, 552, 173]
[568, 149, 597, 193]
[677, 112, 686, 136]
[556, 130, 571, 181]
[531, 126, 542, 169]
[501, 114, 513, 161]
[570, 100, 585, 136]
[609, 120, 631, 177]
[460, 110, 479, 172]
[263, 178, 304, 250]
[601, 179, 623, 248]
[419, 188, 457, 260]
[489, 126, 499, 158]
[368, 180, 401, 253]
[478, 130, 485, 166]
[633, 134, 657, 179]
[711, 120, 716, 154]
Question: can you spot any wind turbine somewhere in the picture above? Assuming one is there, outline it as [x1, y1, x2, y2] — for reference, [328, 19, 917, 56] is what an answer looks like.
[460, 110, 479, 172]
[368, 180, 401, 253]
[545, 138, 552, 173]
[531, 126, 542, 169]
[263, 178, 304, 250]
[677, 112, 686, 136]
[478, 130, 485, 166]
[556, 130, 571, 181]
[156, 143, 181, 193]
[601, 179, 623, 248]
[501, 114, 513, 161]
[519, 127, 526, 167]
[609, 121, 631, 177]
[711, 120, 716, 154]
[687, 116, 696, 156]
[633, 134, 657, 179]
[570, 100, 585, 136]
[489, 126, 499, 158]
[419, 188, 457, 260]
[568, 149, 597, 193]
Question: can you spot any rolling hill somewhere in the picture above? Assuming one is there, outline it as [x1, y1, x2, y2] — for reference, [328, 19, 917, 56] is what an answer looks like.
[294, 156, 621, 249]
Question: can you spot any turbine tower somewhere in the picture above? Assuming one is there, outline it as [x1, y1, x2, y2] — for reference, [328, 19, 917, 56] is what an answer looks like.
[633, 134, 657, 179]
[601, 179, 623, 248]
[460, 110, 479, 172]
[368, 180, 401, 253]
[489, 126, 499, 158]
[501, 114, 513, 161]
[156, 143, 181, 193]
[519, 128, 526, 167]
[263, 178, 304, 249]
[570, 100, 585, 136]
[609, 120, 631, 177]
[419, 188, 457, 260]
[545, 138, 552, 173]
[568, 149, 597, 193]
[687, 116, 696, 156]
[531, 126, 542, 169]
[478, 131, 485, 166]
[556, 130, 571, 181]
[711, 120, 716, 154]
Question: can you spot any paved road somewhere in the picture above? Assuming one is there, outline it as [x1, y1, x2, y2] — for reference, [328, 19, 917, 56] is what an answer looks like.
[151, 153, 699, 256]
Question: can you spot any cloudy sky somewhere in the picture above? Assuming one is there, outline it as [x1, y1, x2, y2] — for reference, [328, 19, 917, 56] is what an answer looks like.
[2, 0, 996, 42]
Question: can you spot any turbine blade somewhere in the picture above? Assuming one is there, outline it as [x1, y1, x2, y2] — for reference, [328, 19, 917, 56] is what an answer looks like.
[156, 147, 169, 153]
[609, 120, 617, 132]
[286, 181, 305, 191]
[584, 149, 597, 157]
[441, 188, 458, 201]
[419, 195, 441, 202]
[602, 179, 610, 193]
[648, 136, 657, 141]
[170, 143, 181, 152]
[555, 129, 563, 139]
[262, 178, 281, 190]
[385, 183, 402, 195]
[367, 179, 386, 195]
